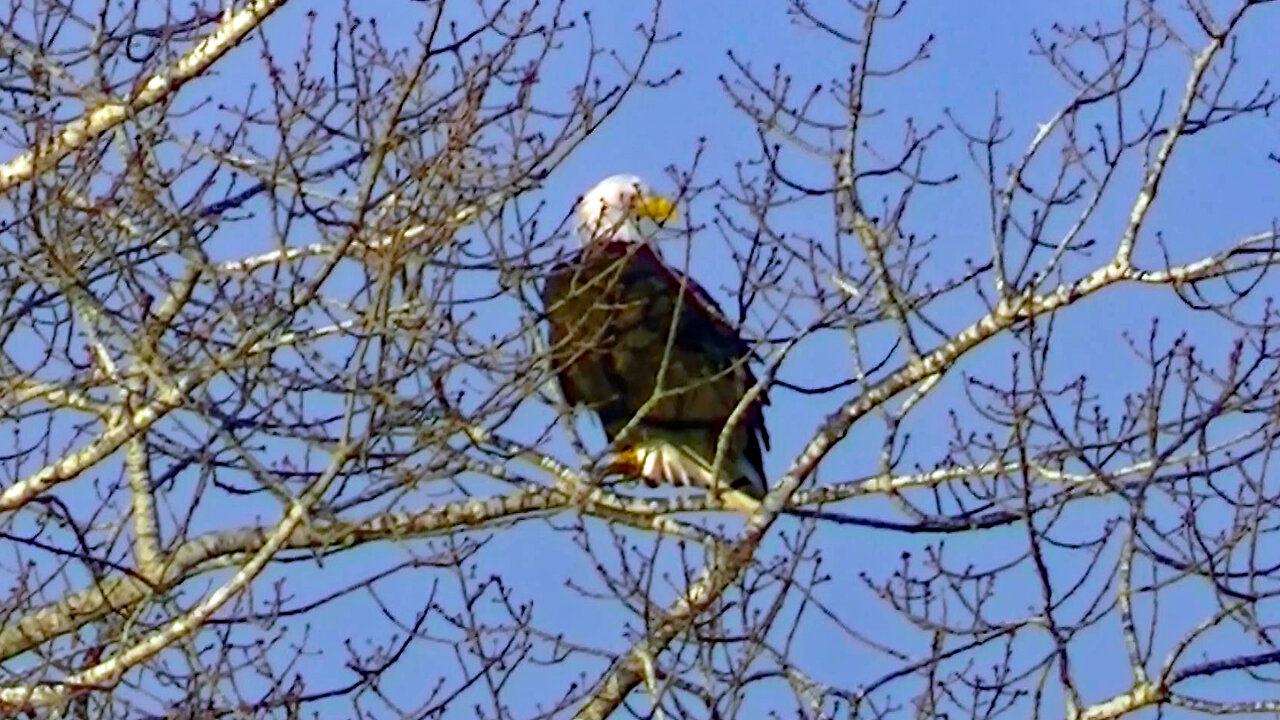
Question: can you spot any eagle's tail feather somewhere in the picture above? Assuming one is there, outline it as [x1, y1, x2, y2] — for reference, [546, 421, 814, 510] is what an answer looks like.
[623, 438, 766, 509]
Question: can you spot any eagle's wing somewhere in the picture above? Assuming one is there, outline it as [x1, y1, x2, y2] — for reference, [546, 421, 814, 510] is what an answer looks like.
[622, 245, 770, 444]
[542, 242, 770, 497]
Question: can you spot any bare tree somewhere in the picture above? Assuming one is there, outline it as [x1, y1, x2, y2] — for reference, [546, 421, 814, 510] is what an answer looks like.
[0, 0, 1278, 717]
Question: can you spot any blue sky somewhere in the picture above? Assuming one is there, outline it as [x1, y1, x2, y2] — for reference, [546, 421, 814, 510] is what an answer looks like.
[6, 0, 1280, 716]
[311, 1, 1276, 716]
[522, 2, 1277, 716]
[225, 0, 1280, 716]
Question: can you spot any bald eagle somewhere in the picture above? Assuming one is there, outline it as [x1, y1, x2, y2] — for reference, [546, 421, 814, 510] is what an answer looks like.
[541, 175, 770, 507]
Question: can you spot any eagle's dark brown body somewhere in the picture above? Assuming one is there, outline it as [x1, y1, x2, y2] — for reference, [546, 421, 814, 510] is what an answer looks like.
[541, 241, 769, 498]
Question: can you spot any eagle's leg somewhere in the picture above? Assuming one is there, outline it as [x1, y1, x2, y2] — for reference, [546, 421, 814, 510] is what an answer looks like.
[597, 448, 661, 488]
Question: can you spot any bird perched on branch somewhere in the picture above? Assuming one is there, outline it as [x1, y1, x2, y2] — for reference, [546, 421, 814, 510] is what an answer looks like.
[541, 174, 770, 510]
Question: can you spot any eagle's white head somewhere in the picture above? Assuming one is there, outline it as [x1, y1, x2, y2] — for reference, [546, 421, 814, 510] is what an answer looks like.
[574, 174, 677, 245]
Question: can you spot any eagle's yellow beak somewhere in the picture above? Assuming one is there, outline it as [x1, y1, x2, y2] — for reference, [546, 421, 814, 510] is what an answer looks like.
[637, 194, 677, 224]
